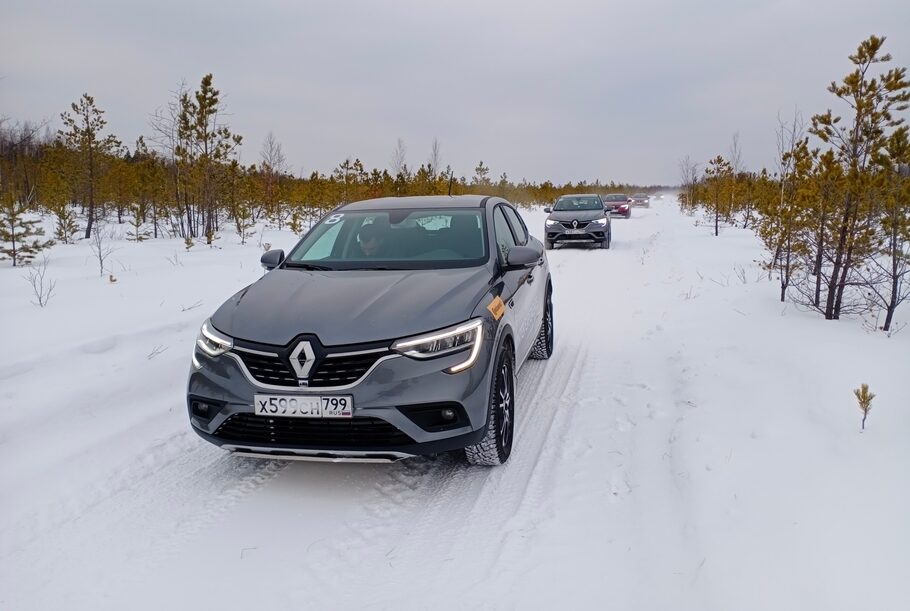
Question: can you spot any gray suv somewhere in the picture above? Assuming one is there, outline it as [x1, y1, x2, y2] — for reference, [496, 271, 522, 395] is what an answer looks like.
[543, 194, 612, 249]
[187, 196, 553, 466]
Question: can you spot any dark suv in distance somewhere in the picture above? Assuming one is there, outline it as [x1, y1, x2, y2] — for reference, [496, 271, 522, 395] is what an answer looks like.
[630, 193, 651, 208]
[187, 196, 554, 466]
[543, 194, 612, 249]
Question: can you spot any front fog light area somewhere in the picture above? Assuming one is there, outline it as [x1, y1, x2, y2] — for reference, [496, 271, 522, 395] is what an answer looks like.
[399, 403, 469, 431]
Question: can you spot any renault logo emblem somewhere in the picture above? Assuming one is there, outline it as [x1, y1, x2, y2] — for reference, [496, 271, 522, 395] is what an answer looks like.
[289, 341, 315, 379]
[572, 220, 578, 228]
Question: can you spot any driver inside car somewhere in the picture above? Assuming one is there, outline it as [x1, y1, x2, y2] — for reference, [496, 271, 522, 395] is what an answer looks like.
[356, 221, 389, 257]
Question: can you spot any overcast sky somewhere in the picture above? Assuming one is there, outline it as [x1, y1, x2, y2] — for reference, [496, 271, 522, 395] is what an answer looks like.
[2, 0, 909, 185]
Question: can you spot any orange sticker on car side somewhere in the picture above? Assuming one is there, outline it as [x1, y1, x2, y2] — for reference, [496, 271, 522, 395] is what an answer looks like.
[487, 296, 506, 321]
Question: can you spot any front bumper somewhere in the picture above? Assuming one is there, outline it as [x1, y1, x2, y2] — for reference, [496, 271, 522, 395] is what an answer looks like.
[187, 334, 495, 458]
[545, 224, 608, 245]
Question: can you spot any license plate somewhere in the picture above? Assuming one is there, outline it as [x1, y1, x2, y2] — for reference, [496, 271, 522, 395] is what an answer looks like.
[253, 394, 353, 418]
[565, 228, 586, 234]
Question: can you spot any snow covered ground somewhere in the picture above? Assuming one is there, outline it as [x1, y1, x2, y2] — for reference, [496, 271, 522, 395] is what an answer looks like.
[1, 198, 908, 611]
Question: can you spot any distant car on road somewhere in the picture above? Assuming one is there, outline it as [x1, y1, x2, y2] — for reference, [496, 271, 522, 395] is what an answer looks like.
[602, 193, 632, 218]
[187, 195, 554, 467]
[630, 193, 651, 208]
[543, 194, 612, 249]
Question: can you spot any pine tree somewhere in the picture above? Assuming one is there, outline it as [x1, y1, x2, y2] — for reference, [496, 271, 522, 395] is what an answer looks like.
[798, 150, 845, 309]
[38, 141, 80, 243]
[472, 160, 491, 188]
[126, 200, 151, 241]
[853, 383, 875, 430]
[703, 155, 733, 236]
[863, 128, 910, 331]
[289, 206, 304, 235]
[809, 35, 910, 320]
[176, 74, 243, 244]
[59, 93, 121, 239]
[52, 203, 80, 243]
[0, 188, 54, 266]
[226, 161, 255, 245]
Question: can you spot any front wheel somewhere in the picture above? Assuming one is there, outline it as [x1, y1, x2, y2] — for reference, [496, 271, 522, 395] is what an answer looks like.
[545, 240, 554, 250]
[465, 343, 515, 466]
[529, 284, 554, 360]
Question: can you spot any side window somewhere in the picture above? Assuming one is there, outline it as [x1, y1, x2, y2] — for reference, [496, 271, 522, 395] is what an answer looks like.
[493, 207, 518, 261]
[501, 206, 529, 245]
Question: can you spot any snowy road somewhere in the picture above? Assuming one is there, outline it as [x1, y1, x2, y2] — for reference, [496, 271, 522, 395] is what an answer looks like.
[2, 200, 908, 610]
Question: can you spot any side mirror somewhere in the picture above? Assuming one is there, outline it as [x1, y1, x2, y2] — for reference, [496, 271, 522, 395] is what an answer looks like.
[260, 249, 285, 271]
[543, 207, 552, 214]
[504, 245, 540, 270]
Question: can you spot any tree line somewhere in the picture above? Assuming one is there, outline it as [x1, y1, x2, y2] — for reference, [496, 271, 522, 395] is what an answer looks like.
[0, 73, 664, 263]
[679, 35, 909, 332]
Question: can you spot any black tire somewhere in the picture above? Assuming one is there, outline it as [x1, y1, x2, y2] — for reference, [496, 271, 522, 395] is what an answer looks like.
[545, 240, 554, 250]
[625, 211, 631, 219]
[604, 231, 612, 249]
[465, 343, 515, 466]
[529, 284, 554, 360]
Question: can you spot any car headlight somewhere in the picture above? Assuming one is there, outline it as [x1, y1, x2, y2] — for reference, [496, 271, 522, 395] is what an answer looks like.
[196, 318, 233, 358]
[545, 219, 559, 227]
[392, 319, 484, 373]
[590, 217, 608, 226]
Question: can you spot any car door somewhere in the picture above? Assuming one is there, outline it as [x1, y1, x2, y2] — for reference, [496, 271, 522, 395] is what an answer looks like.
[492, 204, 538, 364]
[502, 204, 548, 358]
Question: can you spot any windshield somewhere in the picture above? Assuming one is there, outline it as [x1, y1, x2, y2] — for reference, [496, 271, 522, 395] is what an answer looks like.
[285, 208, 488, 270]
[633, 193, 649, 198]
[604, 194, 629, 202]
[553, 196, 603, 211]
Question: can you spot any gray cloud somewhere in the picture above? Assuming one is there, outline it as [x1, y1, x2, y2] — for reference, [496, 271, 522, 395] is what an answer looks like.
[2, 0, 909, 184]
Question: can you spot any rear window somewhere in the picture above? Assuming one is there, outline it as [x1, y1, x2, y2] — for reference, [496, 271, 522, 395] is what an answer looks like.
[285, 208, 488, 270]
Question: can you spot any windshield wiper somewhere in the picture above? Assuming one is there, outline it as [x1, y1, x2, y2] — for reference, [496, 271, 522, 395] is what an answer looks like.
[284, 262, 334, 271]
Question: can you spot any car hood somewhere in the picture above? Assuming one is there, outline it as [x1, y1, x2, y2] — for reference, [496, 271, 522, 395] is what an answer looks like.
[211, 266, 492, 347]
[547, 210, 608, 222]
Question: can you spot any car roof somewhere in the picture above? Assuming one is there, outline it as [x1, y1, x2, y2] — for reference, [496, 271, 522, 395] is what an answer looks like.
[341, 195, 490, 211]
[556, 193, 601, 198]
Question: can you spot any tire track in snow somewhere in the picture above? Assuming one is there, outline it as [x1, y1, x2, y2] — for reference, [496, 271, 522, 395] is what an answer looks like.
[440, 345, 589, 599]
[1, 432, 289, 611]
[296, 341, 588, 609]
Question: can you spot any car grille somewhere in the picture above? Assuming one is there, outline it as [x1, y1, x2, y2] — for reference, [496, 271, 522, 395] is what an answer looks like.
[560, 221, 589, 229]
[234, 349, 391, 388]
[235, 351, 298, 386]
[309, 352, 390, 387]
[214, 414, 414, 447]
